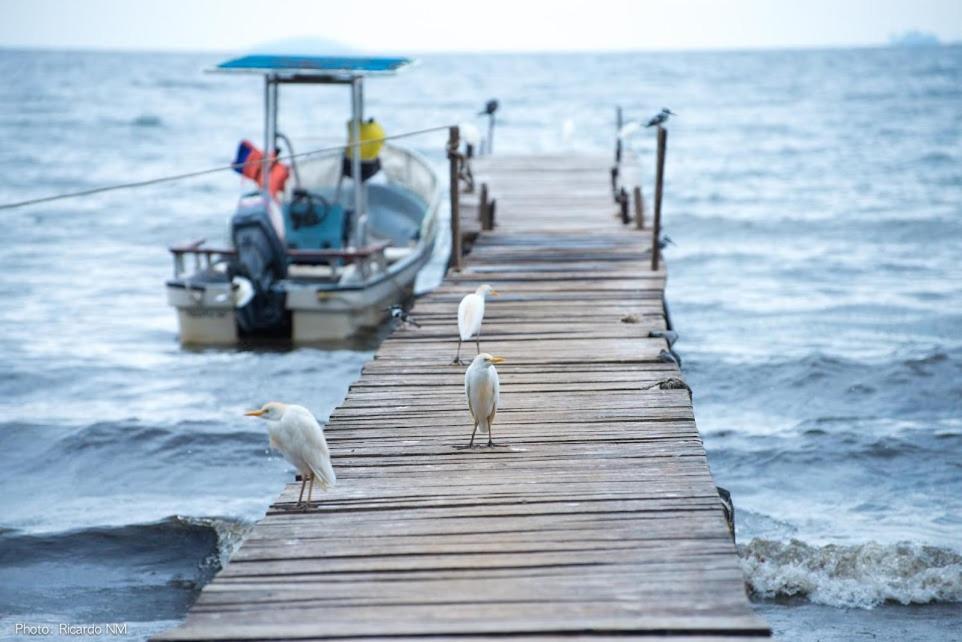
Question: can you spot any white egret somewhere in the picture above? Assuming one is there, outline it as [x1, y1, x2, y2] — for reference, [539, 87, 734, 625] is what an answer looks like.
[465, 353, 504, 447]
[617, 121, 641, 140]
[245, 402, 335, 508]
[459, 122, 481, 148]
[454, 284, 498, 365]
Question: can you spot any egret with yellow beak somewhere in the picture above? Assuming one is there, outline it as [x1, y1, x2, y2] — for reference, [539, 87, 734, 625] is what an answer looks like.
[465, 353, 504, 447]
[245, 402, 335, 508]
[454, 284, 498, 365]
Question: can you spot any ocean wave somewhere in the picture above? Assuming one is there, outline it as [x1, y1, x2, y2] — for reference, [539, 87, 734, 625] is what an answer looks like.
[131, 114, 163, 128]
[687, 348, 962, 423]
[0, 514, 251, 571]
[740, 538, 962, 608]
[177, 515, 253, 566]
[0, 516, 252, 622]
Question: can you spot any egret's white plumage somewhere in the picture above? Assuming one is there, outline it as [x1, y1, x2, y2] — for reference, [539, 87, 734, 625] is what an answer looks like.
[465, 353, 504, 447]
[454, 284, 497, 364]
[459, 122, 481, 148]
[245, 402, 335, 507]
[617, 121, 641, 140]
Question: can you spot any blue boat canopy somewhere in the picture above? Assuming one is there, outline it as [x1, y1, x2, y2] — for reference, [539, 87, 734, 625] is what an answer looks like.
[214, 54, 412, 81]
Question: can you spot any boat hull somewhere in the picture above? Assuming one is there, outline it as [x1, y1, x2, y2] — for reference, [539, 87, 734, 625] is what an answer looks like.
[166, 234, 435, 344]
[287, 239, 432, 342]
[166, 283, 238, 345]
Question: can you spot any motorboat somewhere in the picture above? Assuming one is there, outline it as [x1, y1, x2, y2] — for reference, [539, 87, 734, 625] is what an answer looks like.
[166, 54, 440, 344]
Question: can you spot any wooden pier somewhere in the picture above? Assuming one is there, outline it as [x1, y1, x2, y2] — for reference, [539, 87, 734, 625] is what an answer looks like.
[155, 153, 770, 641]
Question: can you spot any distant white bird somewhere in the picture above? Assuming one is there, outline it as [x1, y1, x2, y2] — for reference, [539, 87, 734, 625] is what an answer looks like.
[465, 353, 504, 447]
[617, 121, 641, 139]
[646, 108, 676, 128]
[453, 284, 498, 364]
[459, 122, 481, 148]
[245, 402, 335, 509]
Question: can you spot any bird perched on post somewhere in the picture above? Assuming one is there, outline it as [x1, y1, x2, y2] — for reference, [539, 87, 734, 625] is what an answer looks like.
[465, 353, 504, 447]
[245, 402, 335, 509]
[453, 284, 498, 365]
[479, 99, 499, 116]
[646, 108, 676, 128]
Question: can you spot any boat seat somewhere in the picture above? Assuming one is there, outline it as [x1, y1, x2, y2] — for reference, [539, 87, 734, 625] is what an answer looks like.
[287, 241, 390, 266]
[383, 246, 414, 263]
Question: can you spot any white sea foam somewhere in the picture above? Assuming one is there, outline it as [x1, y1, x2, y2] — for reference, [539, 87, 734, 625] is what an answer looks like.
[740, 538, 962, 608]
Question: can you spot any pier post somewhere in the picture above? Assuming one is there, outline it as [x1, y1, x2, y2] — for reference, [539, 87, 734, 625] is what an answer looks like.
[652, 126, 667, 271]
[480, 183, 494, 231]
[615, 105, 623, 165]
[448, 126, 463, 271]
[633, 185, 645, 229]
[618, 187, 629, 224]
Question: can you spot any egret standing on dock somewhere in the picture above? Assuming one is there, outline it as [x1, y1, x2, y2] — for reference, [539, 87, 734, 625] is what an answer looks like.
[646, 108, 676, 127]
[454, 284, 498, 364]
[245, 402, 336, 509]
[465, 353, 504, 447]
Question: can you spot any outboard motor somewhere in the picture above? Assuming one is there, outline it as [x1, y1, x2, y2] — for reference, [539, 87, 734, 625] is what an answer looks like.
[230, 197, 289, 335]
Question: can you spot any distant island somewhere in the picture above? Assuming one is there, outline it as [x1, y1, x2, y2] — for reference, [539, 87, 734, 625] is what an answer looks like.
[889, 30, 941, 47]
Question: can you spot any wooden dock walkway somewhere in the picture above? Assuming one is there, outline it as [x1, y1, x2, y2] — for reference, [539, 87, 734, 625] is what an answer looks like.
[156, 154, 770, 641]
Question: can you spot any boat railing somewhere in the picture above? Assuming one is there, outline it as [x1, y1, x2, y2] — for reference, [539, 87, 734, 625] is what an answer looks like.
[380, 144, 439, 206]
[170, 141, 441, 280]
[293, 143, 439, 206]
[168, 239, 391, 279]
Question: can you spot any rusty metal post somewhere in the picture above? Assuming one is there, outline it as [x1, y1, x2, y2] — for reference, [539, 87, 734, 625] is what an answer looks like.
[615, 105, 623, 165]
[651, 126, 667, 271]
[633, 185, 644, 229]
[480, 182, 493, 231]
[448, 126, 462, 271]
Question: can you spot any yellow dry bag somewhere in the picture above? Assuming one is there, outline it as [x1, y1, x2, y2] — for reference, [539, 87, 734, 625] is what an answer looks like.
[346, 118, 385, 161]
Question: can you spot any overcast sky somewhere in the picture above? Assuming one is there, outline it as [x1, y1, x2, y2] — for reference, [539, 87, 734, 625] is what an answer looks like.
[3, 0, 960, 53]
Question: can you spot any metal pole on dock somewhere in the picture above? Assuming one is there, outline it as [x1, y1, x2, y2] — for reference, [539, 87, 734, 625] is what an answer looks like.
[633, 185, 644, 229]
[262, 75, 274, 203]
[350, 76, 364, 248]
[615, 105, 623, 164]
[651, 126, 667, 271]
[479, 182, 493, 231]
[448, 126, 463, 271]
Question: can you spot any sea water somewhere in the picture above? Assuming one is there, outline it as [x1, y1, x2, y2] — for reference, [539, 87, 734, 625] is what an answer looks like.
[0, 46, 959, 640]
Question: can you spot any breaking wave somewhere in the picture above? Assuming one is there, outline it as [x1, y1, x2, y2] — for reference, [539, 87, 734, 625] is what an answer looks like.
[0, 515, 251, 577]
[740, 538, 962, 608]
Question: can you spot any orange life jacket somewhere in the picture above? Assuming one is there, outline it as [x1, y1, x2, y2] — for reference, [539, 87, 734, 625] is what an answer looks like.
[234, 140, 290, 197]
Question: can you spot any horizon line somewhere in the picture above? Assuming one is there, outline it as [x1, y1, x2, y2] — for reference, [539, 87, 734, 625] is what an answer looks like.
[0, 40, 958, 58]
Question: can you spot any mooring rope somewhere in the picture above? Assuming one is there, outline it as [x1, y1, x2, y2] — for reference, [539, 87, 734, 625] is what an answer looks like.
[0, 124, 456, 211]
